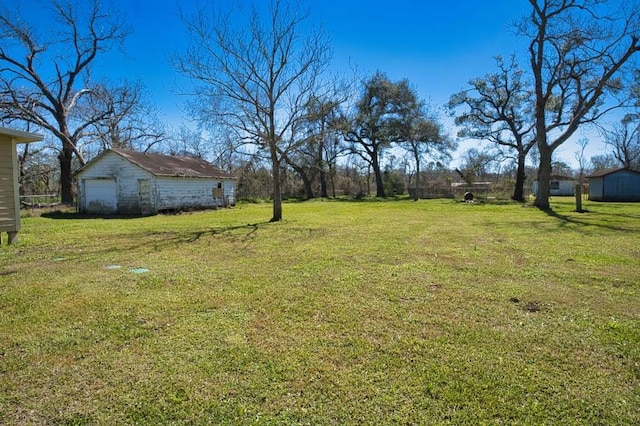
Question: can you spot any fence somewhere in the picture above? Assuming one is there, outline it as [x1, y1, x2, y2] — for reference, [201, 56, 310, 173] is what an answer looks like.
[19, 194, 61, 210]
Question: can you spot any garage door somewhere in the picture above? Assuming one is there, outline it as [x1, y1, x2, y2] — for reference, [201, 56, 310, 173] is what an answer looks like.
[83, 179, 117, 213]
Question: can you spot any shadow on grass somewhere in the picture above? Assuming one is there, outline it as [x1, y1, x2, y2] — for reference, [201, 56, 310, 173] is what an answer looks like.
[39, 208, 242, 221]
[540, 207, 638, 233]
[177, 222, 266, 244]
[127, 221, 271, 253]
[304, 195, 448, 203]
[40, 211, 147, 220]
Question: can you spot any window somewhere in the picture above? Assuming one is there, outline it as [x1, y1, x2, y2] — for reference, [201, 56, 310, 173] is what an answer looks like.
[550, 181, 560, 190]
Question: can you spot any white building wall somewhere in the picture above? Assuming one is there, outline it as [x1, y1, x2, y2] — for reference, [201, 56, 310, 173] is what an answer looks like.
[223, 180, 236, 206]
[78, 151, 237, 213]
[532, 179, 575, 196]
[0, 141, 18, 232]
[554, 180, 575, 196]
[77, 151, 155, 214]
[156, 177, 236, 210]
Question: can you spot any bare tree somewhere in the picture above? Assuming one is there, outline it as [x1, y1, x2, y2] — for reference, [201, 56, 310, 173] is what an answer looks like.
[521, 0, 640, 209]
[574, 137, 589, 183]
[172, 0, 331, 221]
[590, 153, 619, 170]
[449, 56, 536, 202]
[283, 96, 345, 198]
[0, 0, 130, 203]
[18, 142, 58, 196]
[604, 114, 640, 168]
[456, 148, 498, 184]
[82, 81, 167, 155]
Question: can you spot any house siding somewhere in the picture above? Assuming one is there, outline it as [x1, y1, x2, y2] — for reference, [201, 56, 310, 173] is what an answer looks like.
[77, 150, 237, 214]
[531, 178, 575, 196]
[223, 180, 236, 206]
[156, 177, 232, 210]
[553, 180, 575, 196]
[0, 141, 17, 232]
[0, 129, 42, 243]
[77, 151, 155, 214]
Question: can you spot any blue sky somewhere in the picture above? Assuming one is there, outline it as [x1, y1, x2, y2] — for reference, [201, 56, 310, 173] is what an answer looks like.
[30, 0, 611, 167]
[118, 0, 528, 118]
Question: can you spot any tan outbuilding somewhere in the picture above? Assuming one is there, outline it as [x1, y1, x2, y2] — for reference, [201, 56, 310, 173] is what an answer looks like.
[0, 127, 44, 244]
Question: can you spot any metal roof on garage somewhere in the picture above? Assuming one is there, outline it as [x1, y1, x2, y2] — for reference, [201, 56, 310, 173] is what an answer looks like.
[80, 149, 237, 179]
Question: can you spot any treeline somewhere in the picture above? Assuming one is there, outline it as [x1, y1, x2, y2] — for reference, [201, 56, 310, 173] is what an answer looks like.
[18, 137, 595, 203]
[3, 0, 640, 220]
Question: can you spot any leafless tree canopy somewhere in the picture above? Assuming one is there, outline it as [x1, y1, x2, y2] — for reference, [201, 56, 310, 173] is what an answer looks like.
[0, 0, 131, 202]
[398, 103, 455, 201]
[604, 115, 640, 168]
[173, 0, 332, 221]
[80, 81, 167, 155]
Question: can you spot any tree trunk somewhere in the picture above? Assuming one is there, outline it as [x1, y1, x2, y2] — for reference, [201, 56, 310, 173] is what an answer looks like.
[371, 150, 385, 197]
[319, 167, 328, 198]
[511, 153, 527, 202]
[285, 157, 314, 199]
[58, 144, 74, 204]
[413, 150, 420, 201]
[270, 153, 283, 222]
[318, 140, 328, 198]
[366, 165, 371, 196]
[534, 143, 552, 209]
[329, 162, 336, 198]
[301, 172, 314, 199]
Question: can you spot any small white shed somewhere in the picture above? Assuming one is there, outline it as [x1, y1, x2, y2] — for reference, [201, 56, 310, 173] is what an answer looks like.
[532, 175, 575, 196]
[0, 127, 43, 244]
[76, 149, 236, 215]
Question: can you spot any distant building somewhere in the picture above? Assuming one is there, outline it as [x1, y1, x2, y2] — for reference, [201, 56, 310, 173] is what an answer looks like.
[531, 175, 575, 196]
[76, 149, 237, 215]
[587, 167, 640, 202]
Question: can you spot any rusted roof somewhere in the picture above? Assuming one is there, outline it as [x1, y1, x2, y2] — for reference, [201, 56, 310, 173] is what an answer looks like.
[587, 167, 640, 178]
[111, 149, 236, 179]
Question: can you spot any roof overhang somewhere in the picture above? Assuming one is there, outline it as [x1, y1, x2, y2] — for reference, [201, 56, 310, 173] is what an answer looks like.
[0, 127, 44, 144]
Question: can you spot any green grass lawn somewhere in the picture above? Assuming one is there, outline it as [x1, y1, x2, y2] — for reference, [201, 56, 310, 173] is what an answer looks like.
[1, 198, 639, 424]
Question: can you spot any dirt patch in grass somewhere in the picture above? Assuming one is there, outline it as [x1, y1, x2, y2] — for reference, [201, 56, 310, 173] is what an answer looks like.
[509, 297, 548, 313]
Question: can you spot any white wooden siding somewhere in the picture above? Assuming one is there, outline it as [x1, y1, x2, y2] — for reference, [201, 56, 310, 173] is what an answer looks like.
[554, 180, 575, 196]
[532, 179, 575, 196]
[223, 180, 236, 206]
[0, 142, 17, 231]
[78, 151, 154, 214]
[78, 151, 237, 214]
[156, 177, 223, 210]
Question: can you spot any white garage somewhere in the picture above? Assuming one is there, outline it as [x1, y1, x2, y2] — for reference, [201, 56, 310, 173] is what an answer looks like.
[82, 179, 117, 213]
[76, 149, 237, 215]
